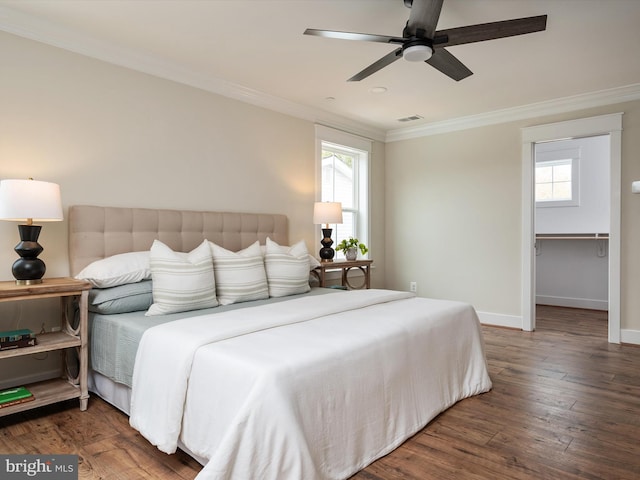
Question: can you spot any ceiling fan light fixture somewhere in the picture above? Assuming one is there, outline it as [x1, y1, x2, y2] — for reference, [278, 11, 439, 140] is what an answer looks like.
[403, 44, 433, 62]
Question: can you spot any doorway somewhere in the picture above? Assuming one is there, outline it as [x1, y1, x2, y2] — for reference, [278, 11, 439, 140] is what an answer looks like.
[534, 135, 610, 319]
[521, 113, 623, 343]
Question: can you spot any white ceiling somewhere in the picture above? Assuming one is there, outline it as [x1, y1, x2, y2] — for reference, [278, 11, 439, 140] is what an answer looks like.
[1, 0, 639, 140]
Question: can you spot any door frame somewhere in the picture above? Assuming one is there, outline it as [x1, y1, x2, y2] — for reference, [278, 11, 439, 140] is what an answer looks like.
[521, 113, 623, 342]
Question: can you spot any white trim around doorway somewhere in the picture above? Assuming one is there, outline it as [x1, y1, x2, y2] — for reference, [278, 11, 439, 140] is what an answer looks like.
[521, 112, 623, 343]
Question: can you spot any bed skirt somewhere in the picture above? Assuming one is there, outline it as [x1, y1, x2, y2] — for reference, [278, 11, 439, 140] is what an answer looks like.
[88, 370, 208, 466]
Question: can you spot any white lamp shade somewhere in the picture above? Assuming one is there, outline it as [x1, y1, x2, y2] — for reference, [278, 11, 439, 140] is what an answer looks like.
[313, 202, 343, 225]
[0, 179, 63, 222]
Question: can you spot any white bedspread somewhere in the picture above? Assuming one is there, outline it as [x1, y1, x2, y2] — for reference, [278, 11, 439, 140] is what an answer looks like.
[130, 289, 492, 479]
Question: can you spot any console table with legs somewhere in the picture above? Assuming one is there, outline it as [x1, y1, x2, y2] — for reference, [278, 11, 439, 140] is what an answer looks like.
[312, 259, 373, 290]
[0, 277, 91, 416]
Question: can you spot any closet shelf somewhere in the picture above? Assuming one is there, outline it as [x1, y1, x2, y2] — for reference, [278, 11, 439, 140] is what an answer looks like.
[535, 233, 609, 240]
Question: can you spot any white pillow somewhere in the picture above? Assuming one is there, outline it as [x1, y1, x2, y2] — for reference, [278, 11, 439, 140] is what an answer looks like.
[260, 243, 321, 271]
[146, 240, 218, 316]
[264, 238, 312, 298]
[210, 241, 268, 305]
[76, 251, 151, 288]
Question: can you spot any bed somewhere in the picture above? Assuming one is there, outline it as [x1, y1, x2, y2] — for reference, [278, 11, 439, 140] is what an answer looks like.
[68, 205, 492, 480]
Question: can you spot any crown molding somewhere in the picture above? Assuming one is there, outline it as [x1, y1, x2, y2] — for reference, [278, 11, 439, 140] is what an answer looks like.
[0, 6, 386, 143]
[2, 6, 638, 146]
[385, 83, 640, 142]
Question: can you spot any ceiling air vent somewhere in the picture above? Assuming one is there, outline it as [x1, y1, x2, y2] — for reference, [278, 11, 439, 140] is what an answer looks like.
[397, 115, 423, 123]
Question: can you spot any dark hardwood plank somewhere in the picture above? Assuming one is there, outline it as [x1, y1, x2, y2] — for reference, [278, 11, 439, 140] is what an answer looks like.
[2, 306, 639, 479]
[0, 397, 201, 479]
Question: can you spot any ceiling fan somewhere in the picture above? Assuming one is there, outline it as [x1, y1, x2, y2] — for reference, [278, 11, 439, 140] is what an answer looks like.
[304, 0, 547, 82]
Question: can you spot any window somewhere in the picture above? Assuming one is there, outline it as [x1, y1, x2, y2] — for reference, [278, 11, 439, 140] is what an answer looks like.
[535, 148, 580, 207]
[316, 125, 370, 258]
[536, 159, 573, 202]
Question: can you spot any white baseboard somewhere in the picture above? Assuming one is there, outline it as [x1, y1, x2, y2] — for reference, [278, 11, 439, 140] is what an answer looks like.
[477, 309, 639, 346]
[477, 311, 522, 329]
[536, 295, 608, 311]
[621, 329, 640, 346]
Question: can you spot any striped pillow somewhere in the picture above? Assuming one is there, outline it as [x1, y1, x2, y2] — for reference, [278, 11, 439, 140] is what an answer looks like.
[209, 241, 268, 305]
[146, 240, 218, 316]
[264, 238, 312, 297]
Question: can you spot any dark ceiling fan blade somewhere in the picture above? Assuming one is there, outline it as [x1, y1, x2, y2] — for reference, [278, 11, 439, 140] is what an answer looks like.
[406, 0, 444, 38]
[304, 29, 405, 45]
[425, 48, 473, 81]
[433, 15, 547, 47]
[348, 48, 403, 82]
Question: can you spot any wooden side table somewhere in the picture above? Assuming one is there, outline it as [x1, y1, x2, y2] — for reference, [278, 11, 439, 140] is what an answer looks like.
[0, 277, 92, 416]
[312, 259, 373, 290]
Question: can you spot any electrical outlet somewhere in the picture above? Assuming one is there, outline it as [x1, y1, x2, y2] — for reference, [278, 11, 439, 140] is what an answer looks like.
[409, 281, 417, 293]
[51, 326, 61, 332]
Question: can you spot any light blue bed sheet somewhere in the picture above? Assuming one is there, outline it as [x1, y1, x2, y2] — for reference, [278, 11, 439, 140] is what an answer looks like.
[89, 287, 340, 387]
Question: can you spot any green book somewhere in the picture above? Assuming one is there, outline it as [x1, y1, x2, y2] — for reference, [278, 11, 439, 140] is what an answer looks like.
[0, 329, 35, 343]
[0, 386, 33, 404]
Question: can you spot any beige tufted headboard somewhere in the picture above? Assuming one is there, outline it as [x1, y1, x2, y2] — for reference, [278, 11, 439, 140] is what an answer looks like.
[68, 205, 288, 276]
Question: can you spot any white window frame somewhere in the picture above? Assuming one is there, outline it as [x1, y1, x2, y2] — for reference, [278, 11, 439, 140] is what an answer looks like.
[535, 148, 580, 208]
[315, 125, 371, 259]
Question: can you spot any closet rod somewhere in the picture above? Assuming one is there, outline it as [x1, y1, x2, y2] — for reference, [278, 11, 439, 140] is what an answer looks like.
[535, 233, 609, 240]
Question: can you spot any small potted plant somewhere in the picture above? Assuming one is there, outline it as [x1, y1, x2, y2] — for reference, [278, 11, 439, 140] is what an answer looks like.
[336, 237, 368, 261]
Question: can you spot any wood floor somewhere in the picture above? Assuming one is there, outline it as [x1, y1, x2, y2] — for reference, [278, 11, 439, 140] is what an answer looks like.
[2, 305, 639, 479]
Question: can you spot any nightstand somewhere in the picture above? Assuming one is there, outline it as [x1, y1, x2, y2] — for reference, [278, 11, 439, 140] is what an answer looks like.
[0, 277, 92, 416]
[312, 259, 373, 290]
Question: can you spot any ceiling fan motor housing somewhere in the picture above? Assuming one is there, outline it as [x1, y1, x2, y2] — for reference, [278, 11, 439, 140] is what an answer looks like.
[402, 39, 433, 62]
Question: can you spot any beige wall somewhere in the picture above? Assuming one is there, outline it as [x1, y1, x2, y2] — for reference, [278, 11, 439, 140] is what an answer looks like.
[370, 139, 386, 284]
[0, 32, 386, 385]
[385, 124, 522, 316]
[0, 31, 386, 288]
[385, 101, 640, 334]
[0, 31, 317, 281]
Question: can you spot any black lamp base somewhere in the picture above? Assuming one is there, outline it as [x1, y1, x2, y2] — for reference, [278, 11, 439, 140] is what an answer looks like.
[319, 227, 335, 263]
[12, 224, 46, 285]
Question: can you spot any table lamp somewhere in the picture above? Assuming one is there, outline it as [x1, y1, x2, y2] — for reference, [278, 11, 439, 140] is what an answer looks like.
[0, 178, 63, 284]
[313, 201, 342, 262]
